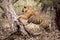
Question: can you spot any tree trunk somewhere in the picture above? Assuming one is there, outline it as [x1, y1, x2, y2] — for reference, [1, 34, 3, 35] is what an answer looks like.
[0, 0, 28, 40]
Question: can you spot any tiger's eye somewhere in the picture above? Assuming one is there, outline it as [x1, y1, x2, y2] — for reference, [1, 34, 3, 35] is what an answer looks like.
[24, 6, 26, 8]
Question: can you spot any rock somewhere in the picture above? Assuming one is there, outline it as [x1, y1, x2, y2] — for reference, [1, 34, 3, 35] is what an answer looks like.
[0, 17, 17, 40]
[19, 18, 28, 25]
[25, 23, 45, 36]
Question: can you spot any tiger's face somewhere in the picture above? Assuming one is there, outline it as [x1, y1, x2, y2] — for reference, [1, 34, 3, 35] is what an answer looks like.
[18, 6, 34, 19]
[22, 6, 33, 13]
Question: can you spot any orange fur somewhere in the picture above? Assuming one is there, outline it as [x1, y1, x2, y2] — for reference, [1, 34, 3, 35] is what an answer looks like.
[18, 6, 34, 19]
[18, 6, 51, 29]
[28, 14, 51, 28]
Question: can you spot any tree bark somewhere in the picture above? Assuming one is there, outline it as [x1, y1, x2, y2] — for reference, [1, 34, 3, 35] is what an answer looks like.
[0, 0, 28, 40]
